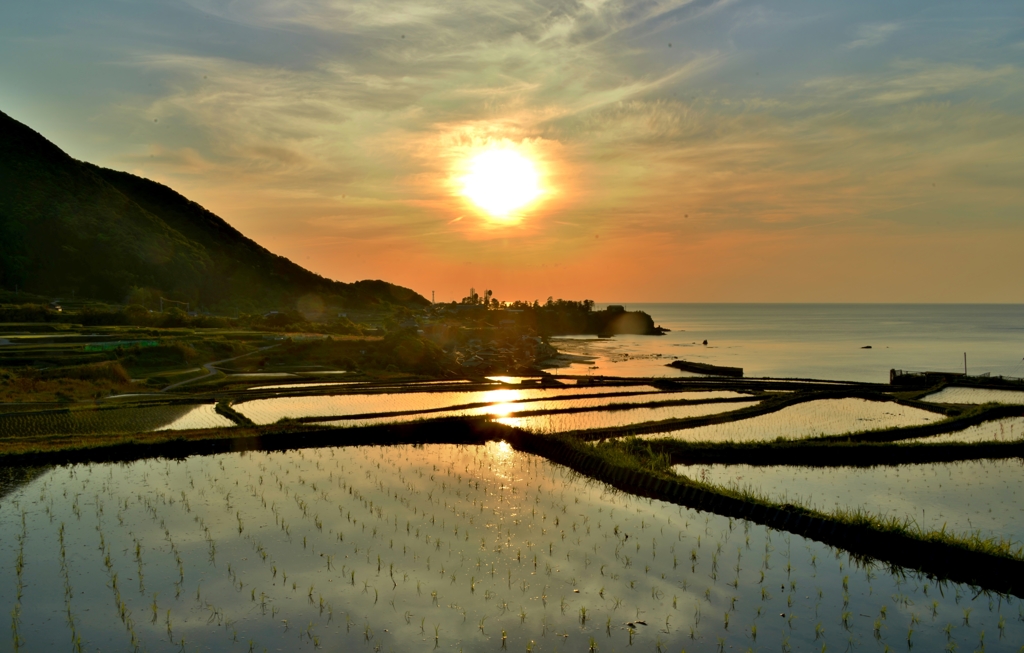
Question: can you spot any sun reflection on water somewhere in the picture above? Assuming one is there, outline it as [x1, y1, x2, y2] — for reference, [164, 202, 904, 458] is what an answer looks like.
[481, 389, 525, 404]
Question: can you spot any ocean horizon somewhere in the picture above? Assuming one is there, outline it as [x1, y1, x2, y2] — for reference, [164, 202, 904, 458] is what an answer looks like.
[551, 303, 1024, 383]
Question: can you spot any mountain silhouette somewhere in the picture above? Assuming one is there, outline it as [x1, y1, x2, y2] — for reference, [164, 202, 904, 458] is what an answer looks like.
[0, 110, 427, 312]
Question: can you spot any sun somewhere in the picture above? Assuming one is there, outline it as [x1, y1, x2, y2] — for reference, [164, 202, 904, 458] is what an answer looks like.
[460, 148, 543, 219]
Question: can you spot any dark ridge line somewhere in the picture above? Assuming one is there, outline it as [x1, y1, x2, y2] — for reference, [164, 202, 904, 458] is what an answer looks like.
[196, 379, 701, 402]
[652, 377, 888, 392]
[197, 380, 513, 399]
[180, 374, 876, 402]
[0, 418, 1021, 596]
[661, 439, 1024, 467]
[0, 397, 213, 419]
[216, 401, 254, 427]
[518, 437, 1024, 599]
[572, 387, 950, 440]
[167, 380, 663, 404]
[275, 394, 757, 425]
[0, 418, 509, 467]
[815, 404, 1024, 443]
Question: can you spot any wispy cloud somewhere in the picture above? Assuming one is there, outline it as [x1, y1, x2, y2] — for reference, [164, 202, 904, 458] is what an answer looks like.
[804, 61, 1017, 105]
[4, 0, 1022, 300]
[846, 22, 900, 50]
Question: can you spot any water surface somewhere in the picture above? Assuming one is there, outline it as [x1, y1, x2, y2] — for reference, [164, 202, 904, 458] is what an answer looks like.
[234, 386, 664, 425]
[496, 401, 760, 434]
[555, 304, 1024, 383]
[0, 403, 226, 438]
[921, 386, 1024, 405]
[1, 444, 1018, 652]
[677, 460, 1024, 544]
[641, 399, 941, 442]
[904, 417, 1024, 444]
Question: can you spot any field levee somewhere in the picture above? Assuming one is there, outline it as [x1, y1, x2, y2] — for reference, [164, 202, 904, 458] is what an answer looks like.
[0, 416, 1021, 598]
[510, 432, 1024, 599]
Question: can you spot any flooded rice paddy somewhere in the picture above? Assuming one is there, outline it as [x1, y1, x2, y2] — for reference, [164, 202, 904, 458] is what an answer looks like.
[904, 417, 1024, 444]
[494, 401, 760, 434]
[640, 399, 942, 443]
[921, 386, 1024, 405]
[677, 460, 1024, 545]
[255, 380, 473, 392]
[3, 443, 1022, 652]
[315, 396, 757, 431]
[256, 382, 363, 391]
[154, 405, 237, 432]
[231, 387, 747, 425]
[0, 403, 232, 439]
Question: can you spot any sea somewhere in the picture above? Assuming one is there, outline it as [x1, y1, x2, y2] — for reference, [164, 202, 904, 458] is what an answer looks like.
[550, 304, 1024, 384]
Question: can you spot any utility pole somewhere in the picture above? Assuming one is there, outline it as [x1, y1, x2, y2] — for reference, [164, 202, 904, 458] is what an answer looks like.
[964, 352, 967, 376]
[432, 291, 435, 304]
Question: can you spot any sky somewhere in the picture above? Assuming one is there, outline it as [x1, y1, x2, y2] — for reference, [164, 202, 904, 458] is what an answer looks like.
[2, 0, 1023, 303]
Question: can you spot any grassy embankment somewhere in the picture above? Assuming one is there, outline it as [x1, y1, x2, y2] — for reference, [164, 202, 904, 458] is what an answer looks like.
[1, 367, 1022, 594]
[571, 387, 954, 441]
[6, 413, 1019, 594]
[527, 431, 1024, 597]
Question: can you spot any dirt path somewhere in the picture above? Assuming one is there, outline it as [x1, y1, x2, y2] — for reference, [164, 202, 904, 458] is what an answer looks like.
[162, 345, 279, 392]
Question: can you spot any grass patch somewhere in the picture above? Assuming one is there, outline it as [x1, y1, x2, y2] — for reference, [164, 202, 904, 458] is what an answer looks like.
[690, 473, 1024, 563]
[518, 432, 1024, 569]
[0, 363, 136, 402]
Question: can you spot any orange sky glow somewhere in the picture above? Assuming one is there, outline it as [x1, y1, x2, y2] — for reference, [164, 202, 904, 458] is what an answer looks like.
[2, 1, 1022, 303]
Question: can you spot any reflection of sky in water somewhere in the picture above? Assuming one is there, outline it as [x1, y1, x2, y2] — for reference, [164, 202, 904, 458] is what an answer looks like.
[485, 376, 542, 384]
[226, 372, 296, 377]
[496, 401, 759, 433]
[316, 392, 753, 429]
[681, 459, 1024, 545]
[256, 380, 473, 391]
[485, 440, 517, 482]
[154, 404, 235, 431]
[643, 398, 941, 442]
[256, 381, 361, 390]
[1, 445, 1017, 652]
[922, 386, 1024, 405]
[559, 305, 1024, 383]
[235, 385, 669, 424]
[904, 417, 1024, 444]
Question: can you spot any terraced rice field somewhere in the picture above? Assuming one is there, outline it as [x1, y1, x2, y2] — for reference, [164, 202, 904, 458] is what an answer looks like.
[902, 417, 1024, 444]
[0, 404, 226, 439]
[154, 405, 237, 431]
[255, 382, 364, 390]
[231, 386, 736, 425]
[921, 386, 1024, 405]
[254, 380, 479, 391]
[677, 459, 1024, 545]
[640, 398, 943, 443]
[494, 401, 759, 434]
[317, 398, 758, 430]
[3, 443, 1020, 652]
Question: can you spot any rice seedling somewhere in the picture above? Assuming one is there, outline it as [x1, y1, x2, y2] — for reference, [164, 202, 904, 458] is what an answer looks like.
[1, 441, 1020, 651]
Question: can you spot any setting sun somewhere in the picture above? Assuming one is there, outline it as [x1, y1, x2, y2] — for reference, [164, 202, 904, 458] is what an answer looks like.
[460, 148, 543, 219]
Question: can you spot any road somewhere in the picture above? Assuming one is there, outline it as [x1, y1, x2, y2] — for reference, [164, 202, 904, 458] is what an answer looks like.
[161, 344, 280, 392]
